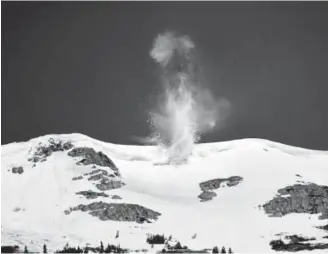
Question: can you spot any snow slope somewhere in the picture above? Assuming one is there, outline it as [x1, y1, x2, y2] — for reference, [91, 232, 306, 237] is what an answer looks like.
[1, 133, 328, 252]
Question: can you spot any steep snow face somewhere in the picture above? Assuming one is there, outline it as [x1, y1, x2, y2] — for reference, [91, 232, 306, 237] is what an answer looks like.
[1, 133, 328, 253]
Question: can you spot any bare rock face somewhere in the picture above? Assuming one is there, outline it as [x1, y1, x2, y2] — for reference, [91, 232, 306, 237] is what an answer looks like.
[200, 176, 243, 192]
[72, 176, 83, 181]
[262, 184, 328, 219]
[270, 234, 328, 251]
[12, 166, 24, 174]
[95, 179, 125, 191]
[28, 138, 73, 163]
[73, 166, 125, 192]
[198, 176, 243, 201]
[67, 147, 119, 174]
[86, 169, 117, 181]
[76, 190, 109, 199]
[67, 202, 161, 223]
[317, 224, 328, 231]
[198, 191, 217, 202]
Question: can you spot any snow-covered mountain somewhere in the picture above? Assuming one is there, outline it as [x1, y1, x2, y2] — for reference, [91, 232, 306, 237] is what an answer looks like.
[1, 133, 328, 253]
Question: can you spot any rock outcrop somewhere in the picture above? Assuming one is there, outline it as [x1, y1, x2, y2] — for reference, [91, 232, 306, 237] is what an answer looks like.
[263, 184, 328, 219]
[67, 147, 119, 174]
[95, 179, 125, 191]
[66, 202, 161, 223]
[270, 234, 328, 251]
[72, 176, 83, 181]
[317, 224, 328, 231]
[28, 138, 73, 163]
[82, 167, 124, 191]
[12, 166, 24, 174]
[85, 169, 116, 180]
[76, 190, 109, 199]
[200, 176, 243, 192]
[198, 176, 243, 201]
[72, 166, 125, 192]
[111, 195, 122, 200]
[198, 191, 217, 202]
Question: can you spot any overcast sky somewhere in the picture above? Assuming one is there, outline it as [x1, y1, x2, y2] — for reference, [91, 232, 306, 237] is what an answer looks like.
[2, 2, 328, 149]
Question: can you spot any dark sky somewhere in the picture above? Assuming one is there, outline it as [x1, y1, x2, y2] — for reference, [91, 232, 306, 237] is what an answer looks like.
[2, 2, 328, 149]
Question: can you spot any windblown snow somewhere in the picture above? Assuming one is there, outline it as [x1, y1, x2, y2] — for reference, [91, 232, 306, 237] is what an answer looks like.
[1, 133, 328, 253]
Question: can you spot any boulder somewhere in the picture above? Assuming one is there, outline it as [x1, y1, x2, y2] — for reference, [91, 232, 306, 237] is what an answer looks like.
[12, 166, 24, 174]
[198, 191, 217, 202]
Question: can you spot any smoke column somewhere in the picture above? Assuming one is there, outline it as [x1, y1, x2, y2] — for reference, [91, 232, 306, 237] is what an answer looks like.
[149, 31, 230, 163]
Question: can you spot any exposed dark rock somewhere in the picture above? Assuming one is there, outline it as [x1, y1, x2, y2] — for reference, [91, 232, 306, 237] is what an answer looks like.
[112, 195, 122, 200]
[68, 202, 161, 223]
[200, 176, 243, 192]
[270, 238, 328, 251]
[285, 235, 316, 242]
[85, 169, 107, 176]
[198, 176, 243, 201]
[95, 179, 125, 191]
[72, 176, 83, 181]
[13, 207, 21, 212]
[198, 191, 217, 202]
[262, 184, 328, 219]
[76, 190, 109, 199]
[64, 210, 71, 215]
[12, 166, 24, 174]
[67, 147, 119, 174]
[68, 149, 124, 190]
[317, 224, 328, 231]
[88, 173, 106, 181]
[28, 138, 73, 163]
[84, 169, 117, 179]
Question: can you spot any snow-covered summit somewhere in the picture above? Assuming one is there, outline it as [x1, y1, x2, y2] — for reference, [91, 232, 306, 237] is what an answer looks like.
[1, 133, 328, 253]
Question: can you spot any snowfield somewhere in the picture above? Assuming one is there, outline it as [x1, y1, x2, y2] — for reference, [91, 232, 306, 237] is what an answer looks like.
[1, 133, 328, 253]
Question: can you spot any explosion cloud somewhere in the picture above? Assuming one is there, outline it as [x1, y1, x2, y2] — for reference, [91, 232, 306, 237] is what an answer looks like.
[149, 31, 230, 163]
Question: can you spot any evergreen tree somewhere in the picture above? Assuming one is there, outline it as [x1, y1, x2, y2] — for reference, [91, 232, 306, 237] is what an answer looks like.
[212, 246, 219, 253]
[105, 244, 110, 253]
[100, 241, 104, 253]
[175, 242, 182, 250]
[24, 246, 29, 253]
[43, 244, 47, 254]
[83, 246, 88, 254]
[77, 246, 82, 253]
[221, 247, 226, 254]
[228, 247, 233, 253]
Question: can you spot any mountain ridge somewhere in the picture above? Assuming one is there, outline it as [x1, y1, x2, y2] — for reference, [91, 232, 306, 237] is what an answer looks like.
[1, 133, 328, 253]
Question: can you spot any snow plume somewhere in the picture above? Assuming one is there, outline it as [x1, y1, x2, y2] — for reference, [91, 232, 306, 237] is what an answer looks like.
[149, 31, 230, 163]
